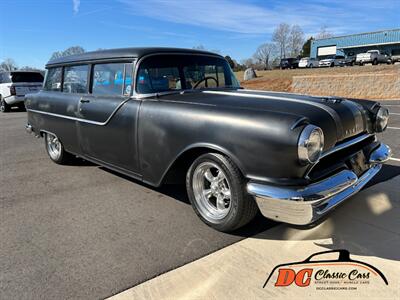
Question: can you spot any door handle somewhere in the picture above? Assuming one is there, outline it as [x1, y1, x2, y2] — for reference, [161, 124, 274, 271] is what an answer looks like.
[80, 98, 90, 103]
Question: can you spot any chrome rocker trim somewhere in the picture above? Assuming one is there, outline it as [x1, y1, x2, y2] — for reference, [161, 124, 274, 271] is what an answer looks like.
[247, 143, 391, 225]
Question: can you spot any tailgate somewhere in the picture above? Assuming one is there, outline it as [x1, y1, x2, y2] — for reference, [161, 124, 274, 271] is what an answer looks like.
[13, 83, 42, 96]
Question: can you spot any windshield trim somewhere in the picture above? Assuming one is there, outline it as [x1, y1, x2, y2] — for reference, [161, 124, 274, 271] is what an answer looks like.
[133, 52, 237, 96]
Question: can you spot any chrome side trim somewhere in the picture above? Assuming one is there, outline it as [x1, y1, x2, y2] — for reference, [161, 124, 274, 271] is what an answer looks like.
[320, 133, 372, 158]
[27, 97, 132, 126]
[247, 143, 391, 225]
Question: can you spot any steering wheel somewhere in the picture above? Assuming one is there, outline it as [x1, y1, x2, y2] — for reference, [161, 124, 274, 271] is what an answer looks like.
[192, 76, 218, 89]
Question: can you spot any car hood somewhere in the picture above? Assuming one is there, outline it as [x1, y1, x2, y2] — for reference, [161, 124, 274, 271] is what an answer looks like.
[159, 89, 370, 149]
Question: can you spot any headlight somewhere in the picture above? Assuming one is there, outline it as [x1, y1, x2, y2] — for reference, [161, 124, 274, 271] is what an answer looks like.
[298, 125, 324, 164]
[375, 107, 389, 132]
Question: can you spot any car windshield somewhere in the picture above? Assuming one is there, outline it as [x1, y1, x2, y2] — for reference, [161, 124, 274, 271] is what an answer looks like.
[11, 72, 44, 83]
[136, 54, 240, 94]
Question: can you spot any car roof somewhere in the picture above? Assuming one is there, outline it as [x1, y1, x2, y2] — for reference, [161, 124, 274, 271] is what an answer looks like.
[0, 70, 42, 74]
[46, 47, 222, 67]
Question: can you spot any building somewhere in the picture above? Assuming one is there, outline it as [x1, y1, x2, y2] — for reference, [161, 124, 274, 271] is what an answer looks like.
[310, 29, 400, 58]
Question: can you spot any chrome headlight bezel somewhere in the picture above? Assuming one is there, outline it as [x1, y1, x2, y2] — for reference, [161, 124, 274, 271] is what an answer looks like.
[298, 125, 324, 165]
[375, 106, 389, 132]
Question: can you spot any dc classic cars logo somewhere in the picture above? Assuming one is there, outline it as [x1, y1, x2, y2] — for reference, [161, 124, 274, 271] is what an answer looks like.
[263, 250, 388, 290]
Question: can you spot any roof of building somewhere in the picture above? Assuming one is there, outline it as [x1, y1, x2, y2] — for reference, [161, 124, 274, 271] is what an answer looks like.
[46, 47, 221, 67]
[314, 28, 400, 41]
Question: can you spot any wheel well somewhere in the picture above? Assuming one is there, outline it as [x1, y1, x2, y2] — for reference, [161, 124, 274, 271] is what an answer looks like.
[161, 147, 228, 185]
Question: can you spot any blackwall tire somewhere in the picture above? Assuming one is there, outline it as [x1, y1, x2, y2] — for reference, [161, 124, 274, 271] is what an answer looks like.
[186, 153, 258, 232]
[0, 97, 11, 113]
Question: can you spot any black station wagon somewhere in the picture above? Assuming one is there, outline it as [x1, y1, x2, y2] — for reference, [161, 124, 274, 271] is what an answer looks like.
[25, 47, 391, 232]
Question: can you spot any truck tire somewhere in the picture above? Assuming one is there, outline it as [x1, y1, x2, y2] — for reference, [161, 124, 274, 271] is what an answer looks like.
[373, 58, 378, 65]
[0, 97, 11, 113]
[186, 153, 258, 232]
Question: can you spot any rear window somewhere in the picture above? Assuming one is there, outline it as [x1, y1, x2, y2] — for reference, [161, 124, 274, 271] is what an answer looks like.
[44, 68, 62, 91]
[11, 72, 43, 83]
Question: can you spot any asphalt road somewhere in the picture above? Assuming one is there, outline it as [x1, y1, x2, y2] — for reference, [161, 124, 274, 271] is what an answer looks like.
[0, 110, 274, 299]
[1, 101, 399, 299]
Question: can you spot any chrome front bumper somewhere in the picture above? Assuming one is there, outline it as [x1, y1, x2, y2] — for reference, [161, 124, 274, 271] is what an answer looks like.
[247, 143, 391, 225]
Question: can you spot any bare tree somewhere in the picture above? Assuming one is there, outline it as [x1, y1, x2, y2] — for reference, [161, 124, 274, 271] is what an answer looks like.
[253, 43, 277, 69]
[192, 45, 206, 50]
[50, 46, 85, 60]
[272, 23, 291, 59]
[316, 26, 334, 39]
[0, 58, 18, 72]
[289, 25, 304, 57]
[240, 58, 255, 68]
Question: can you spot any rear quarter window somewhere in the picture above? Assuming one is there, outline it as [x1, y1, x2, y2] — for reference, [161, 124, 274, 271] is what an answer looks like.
[44, 68, 62, 91]
[92, 63, 133, 96]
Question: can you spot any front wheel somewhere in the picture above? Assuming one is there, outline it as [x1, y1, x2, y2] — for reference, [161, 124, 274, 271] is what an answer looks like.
[186, 153, 258, 232]
[44, 132, 74, 164]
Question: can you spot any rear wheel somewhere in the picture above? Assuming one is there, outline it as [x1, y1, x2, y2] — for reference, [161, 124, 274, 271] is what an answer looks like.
[0, 97, 11, 113]
[373, 58, 378, 65]
[186, 153, 258, 232]
[44, 132, 75, 164]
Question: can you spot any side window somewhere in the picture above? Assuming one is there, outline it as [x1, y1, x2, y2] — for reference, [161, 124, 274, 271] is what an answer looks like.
[44, 68, 62, 91]
[63, 65, 88, 93]
[92, 63, 133, 96]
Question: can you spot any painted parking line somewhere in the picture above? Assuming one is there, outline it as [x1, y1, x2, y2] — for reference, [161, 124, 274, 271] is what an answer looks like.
[389, 113, 400, 116]
[388, 127, 400, 130]
[389, 157, 400, 162]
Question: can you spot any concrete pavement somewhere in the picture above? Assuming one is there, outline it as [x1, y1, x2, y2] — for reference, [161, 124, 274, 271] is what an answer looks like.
[110, 174, 400, 300]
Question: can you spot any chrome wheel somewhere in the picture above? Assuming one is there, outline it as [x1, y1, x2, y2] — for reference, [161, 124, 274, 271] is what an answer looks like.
[192, 162, 231, 221]
[46, 133, 62, 161]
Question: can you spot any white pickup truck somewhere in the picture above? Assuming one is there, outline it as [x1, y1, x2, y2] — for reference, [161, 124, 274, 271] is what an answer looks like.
[0, 71, 44, 112]
[356, 50, 391, 65]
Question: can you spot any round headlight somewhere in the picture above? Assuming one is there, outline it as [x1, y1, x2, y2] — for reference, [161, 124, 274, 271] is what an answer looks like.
[375, 107, 389, 132]
[298, 125, 324, 164]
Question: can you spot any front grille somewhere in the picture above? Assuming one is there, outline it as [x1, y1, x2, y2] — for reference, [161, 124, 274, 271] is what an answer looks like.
[307, 134, 377, 181]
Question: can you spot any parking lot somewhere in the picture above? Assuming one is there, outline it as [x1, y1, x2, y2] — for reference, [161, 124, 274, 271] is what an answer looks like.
[1, 101, 400, 299]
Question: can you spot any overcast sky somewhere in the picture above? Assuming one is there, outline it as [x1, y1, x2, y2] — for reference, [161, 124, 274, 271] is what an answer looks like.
[1, 0, 399, 68]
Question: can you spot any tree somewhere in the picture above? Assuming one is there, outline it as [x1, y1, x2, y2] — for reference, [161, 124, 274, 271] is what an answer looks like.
[224, 55, 235, 69]
[301, 37, 313, 57]
[192, 45, 206, 50]
[272, 23, 291, 59]
[253, 43, 277, 70]
[240, 58, 255, 69]
[316, 26, 333, 39]
[0, 58, 18, 72]
[289, 25, 304, 57]
[50, 46, 85, 60]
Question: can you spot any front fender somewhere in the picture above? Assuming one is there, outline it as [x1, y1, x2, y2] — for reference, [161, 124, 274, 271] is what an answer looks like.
[138, 99, 308, 186]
